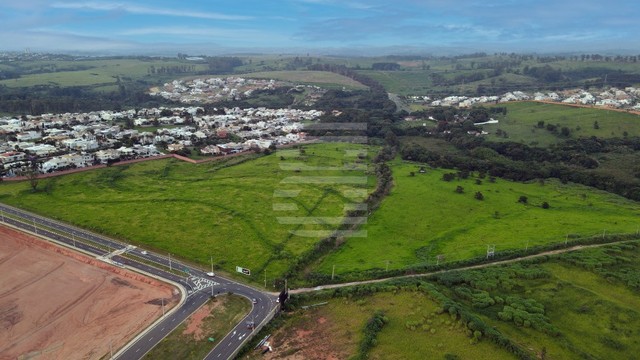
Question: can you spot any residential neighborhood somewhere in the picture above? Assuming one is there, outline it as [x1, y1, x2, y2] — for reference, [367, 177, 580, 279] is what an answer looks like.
[0, 105, 322, 178]
[149, 76, 327, 106]
[413, 86, 640, 111]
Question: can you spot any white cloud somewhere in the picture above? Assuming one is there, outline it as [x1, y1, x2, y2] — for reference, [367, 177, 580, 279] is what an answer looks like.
[118, 26, 293, 44]
[51, 2, 253, 20]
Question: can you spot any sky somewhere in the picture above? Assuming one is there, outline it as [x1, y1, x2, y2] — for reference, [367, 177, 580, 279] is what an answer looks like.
[0, 0, 638, 55]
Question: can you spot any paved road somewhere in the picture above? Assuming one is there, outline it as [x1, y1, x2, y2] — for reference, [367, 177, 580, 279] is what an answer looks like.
[0, 203, 278, 360]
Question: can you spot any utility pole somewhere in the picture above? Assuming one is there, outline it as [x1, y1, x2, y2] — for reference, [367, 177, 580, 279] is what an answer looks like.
[72, 232, 76, 248]
[162, 297, 165, 315]
[331, 265, 335, 280]
[264, 269, 267, 288]
[169, 253, 172, 271]
[210, 255, 213, 274]
[33, 219, 37, 233]
[385, 260, 389, 272]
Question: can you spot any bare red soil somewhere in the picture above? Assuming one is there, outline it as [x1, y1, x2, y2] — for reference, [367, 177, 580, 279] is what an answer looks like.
[0, 226, 178, 360]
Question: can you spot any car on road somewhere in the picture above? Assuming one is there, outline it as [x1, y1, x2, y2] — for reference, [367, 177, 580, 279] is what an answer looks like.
[140, 250, 148, 255]
[206, 272, 215, 277]
[252, 298, 257, 304]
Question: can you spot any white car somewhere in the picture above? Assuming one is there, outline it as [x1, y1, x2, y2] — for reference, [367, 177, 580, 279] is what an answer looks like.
[206, 272, 215, 277]
[140, 250, 148, 255]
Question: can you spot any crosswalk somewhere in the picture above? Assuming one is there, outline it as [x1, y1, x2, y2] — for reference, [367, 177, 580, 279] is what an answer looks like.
[100, 244, 137, 260]
[189, 276, 218, 293]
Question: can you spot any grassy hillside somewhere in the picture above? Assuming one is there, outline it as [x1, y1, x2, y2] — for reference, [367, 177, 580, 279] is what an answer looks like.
[243, 291, 516, 360]
[0, 143, 375, 283]
[0, 58, 209, 91]
[432, 241, 640, 359]
[233, 70, 367, 89]
[315, 160, 640, 275]
[483, 101, 640, 146]
[254, 241, 640, 359]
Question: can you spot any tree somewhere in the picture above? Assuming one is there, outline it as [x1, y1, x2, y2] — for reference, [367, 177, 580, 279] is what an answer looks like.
[442, 173, 456, 182]
[541, 201, 550, 209]
[385, 130, 399, 147]
[593, 121, 600, 129]
[455, 185, 464, 193]
[474, 191, 484, 200]
[26, 156, 40, 192]
[518, 195, 528, 204]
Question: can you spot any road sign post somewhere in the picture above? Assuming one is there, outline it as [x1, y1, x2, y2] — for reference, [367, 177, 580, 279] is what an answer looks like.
[236, 266, 251, 276]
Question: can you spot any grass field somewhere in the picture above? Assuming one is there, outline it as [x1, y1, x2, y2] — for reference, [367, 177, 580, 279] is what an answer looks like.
[269, 241, 640, 359]
[144, 294, 251, 360]
[315, 160, 640, 274]
[0, 143, 375, 283]
[0, 58, 209, 90]
[244, 291, 515, 360]
[435, 241, 640, 359]
[358, 70, 434, 95]
[232, 70, 368, 89]
[483, 101, 640, 146]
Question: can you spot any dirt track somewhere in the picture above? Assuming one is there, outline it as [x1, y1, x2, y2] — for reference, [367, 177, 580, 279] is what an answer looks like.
[0, 226, 178, 360]
[291, 241, 623, 294]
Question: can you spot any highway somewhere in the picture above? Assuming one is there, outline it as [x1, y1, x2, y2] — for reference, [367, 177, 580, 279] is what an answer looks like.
[0, 203, 278, 360]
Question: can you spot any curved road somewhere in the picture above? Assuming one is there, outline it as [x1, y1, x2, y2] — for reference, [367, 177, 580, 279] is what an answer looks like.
[0, 203, 278, 360]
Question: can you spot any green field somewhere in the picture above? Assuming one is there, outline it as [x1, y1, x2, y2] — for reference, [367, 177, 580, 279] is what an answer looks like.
[244, 291, 515, 359]
[267, 241, 640, 359]
[315, 160, 640, 274]
[483, 101, 640, 146]
[0, 143, 375, 282]
[233, 70, 368, 89]
[144, 294, 251, 360]
[0, 58, 209, 90]
[432, 241, 640, 359]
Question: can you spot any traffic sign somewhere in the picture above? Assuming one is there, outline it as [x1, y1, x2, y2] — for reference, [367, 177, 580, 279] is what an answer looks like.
[236, 266, 251, 276]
